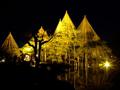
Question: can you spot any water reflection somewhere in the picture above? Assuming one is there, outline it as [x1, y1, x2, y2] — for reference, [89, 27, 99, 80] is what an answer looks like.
[57, 64, 112, 90]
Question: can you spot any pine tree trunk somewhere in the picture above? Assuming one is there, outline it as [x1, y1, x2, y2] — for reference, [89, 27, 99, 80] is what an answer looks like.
[34, 35, 39, 66]
[38, 40, 41, 63]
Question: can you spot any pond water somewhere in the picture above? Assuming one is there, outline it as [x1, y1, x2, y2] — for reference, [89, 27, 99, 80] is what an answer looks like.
[57, 65, 113, 90]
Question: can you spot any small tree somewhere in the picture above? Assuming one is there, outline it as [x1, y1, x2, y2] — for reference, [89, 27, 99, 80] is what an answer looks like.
[27, 27, 53, 66]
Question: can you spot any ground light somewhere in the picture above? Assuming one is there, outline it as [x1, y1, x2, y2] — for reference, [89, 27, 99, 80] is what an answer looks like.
[99, 60, 112, 70]
[24, 54, 31, 61]
[99, 60, 112, 79]
[103, 61, 111, 69]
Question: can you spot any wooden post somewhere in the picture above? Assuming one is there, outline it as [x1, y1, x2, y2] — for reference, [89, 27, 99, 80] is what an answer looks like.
[85, 52, 88, 86]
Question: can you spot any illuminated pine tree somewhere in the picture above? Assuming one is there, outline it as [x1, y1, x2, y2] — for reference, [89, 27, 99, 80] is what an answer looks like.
[76, 15, 117, 67]
[21, 26, 50, 65]
[76, 15, 117, 85]
[45, 11, 76, 62]
[61, 10, 77, 60]
[61, 11, 76, 31]
[0, 32, 20, 59]
[45, 19, 70, 62]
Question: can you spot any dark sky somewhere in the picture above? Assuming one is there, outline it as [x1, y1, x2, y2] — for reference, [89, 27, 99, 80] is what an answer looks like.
[0, 0, 120, 55]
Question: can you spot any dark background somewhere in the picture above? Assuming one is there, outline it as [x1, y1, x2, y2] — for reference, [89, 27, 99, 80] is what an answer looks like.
[0, 0, 120, 56]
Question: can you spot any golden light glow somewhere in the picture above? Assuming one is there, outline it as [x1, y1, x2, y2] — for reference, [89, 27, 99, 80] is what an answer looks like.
[99, 61, 112, 70]
[24, 54, 31, 61]
[21, 44, 33, 54]
[24, 47, 33, 52]
[22, 47, 33, 54]
[99, 63, 103, 67]
[104, 61, 111, 68]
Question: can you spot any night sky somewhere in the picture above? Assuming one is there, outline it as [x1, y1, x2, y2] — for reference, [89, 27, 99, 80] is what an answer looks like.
[0, 0, 120, 56]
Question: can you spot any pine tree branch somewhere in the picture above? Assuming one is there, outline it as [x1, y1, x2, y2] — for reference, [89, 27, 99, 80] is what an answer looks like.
[27, 42, 35, 48]
[41, 34, 54, 45]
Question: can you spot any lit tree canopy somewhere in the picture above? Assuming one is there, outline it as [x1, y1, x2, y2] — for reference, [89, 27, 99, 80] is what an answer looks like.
[1, 32, 20, 57]
[20, 11, 117, 65]
[62, 10, 76, 30]
[76, 15, 117, 65]
[37, 26, 49, 41]
[77, 15, 100, 47]
[21, 26, 49, 54]
[44, 11, 77, 61]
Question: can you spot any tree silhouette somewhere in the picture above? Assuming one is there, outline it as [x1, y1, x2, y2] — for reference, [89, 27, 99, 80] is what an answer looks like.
[27, 27, 53, 67]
